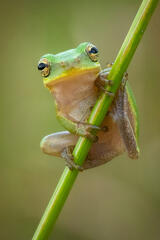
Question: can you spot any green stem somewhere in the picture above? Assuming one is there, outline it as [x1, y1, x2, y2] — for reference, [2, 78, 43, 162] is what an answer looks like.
[33, 0, 159, 239]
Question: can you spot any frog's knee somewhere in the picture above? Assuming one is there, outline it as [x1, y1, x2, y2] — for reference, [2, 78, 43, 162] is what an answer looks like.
[40, 131, 78, 157]
[40, 134, 59, 156]
[40, 132, 63, 156]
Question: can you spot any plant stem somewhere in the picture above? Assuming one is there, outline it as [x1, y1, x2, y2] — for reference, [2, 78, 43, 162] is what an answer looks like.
[32, 0, 159, 239]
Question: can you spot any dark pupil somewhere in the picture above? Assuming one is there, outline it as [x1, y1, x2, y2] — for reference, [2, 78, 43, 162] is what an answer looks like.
[89, 47, 98, 54]
[38, 62, 47, 70]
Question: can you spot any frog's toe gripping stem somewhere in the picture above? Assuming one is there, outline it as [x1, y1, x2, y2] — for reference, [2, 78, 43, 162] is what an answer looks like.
[76, 121, 105, 142]
[61, 146, 84, 171]
[99, 72, 113, 86]
[96, 64, 129, 97]
[95, 78, 115, 97]
[86, 134, 99, 142]
[95, 68, 114, 97]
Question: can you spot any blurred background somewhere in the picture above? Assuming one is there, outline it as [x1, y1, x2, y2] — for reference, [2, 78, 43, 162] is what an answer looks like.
[1, 0, 160, 239]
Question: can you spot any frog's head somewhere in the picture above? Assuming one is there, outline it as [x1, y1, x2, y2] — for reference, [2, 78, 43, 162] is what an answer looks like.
[38, 42, 101, 90]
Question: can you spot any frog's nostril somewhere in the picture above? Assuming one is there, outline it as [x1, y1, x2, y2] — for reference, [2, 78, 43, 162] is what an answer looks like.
[60, 61, 66, 67]
[38, 63, 47, 70]
[75, 57, 81, 63]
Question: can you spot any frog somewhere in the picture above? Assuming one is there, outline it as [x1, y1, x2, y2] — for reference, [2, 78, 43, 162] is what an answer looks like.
[38, 42, 139, 170]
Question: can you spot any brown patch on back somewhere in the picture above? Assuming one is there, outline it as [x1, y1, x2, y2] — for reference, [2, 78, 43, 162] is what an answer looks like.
[83, 113, 125, 169]
[112, 86, 139, 159]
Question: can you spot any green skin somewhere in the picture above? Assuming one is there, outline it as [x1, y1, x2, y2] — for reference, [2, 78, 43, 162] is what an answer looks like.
[38, 42, 139, 170]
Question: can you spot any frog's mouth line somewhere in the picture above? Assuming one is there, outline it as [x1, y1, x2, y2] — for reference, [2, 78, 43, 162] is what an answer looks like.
[44, 67, 101, 92]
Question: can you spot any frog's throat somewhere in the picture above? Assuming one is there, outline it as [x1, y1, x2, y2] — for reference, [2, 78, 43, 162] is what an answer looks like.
[43, 67, 101, 92]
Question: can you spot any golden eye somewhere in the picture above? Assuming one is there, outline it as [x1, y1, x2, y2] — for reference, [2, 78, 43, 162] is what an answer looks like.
[38, 58, 50, 77]
[86, 44, 99, 62]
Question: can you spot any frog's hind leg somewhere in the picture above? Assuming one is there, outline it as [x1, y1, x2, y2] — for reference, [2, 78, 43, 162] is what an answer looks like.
[82, 112, 126, 169]
[40, 131, 83, 170]
[40, 126, 124, 170]
[96, 69, 139, 160]
[113, 81, 139, 159]
[95, 66, 114, 97]
[40, 100, 130, 170]
[40, 131, 77, 156]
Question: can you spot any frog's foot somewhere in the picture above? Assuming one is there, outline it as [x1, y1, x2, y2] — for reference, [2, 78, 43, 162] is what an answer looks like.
[99, 62, 114, 86]
[95, 78, 114, 97]
[61, 146, 84, 171]
[96, 63, 129, 97]
[97, 69, 113, 86]
[76, 121, 108, 142]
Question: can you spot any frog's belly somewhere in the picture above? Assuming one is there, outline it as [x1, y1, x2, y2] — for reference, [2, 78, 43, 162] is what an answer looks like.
[52, 68, 99, 122]
[68, 94, 97, 122]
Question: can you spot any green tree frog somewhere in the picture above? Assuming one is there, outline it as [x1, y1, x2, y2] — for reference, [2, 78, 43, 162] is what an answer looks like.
[38, 42, 139, 170]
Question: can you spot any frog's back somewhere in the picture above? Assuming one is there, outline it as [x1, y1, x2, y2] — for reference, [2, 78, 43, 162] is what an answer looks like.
[83, 81, 140, 169]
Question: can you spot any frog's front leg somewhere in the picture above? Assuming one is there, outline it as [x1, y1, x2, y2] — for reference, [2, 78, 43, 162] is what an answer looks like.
[95, 64, 114, 96]
[40, 131, 83, 171]
[95, 65, 128, 97]
[57, 111, 107, 142]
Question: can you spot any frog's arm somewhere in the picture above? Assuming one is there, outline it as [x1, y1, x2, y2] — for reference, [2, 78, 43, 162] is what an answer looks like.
[57, 111, 80, 134]
[56, 104, 100, 141]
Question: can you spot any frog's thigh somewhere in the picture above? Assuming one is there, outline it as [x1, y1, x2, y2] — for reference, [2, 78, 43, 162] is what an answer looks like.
[118, 113, 139, 159]
[40, 131, 78, 157]
[83, 114, 125, 169]
[114, 86, 139, 159]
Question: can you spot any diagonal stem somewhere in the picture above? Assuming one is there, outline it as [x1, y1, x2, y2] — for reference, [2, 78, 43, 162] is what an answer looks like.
[32, 0, 159, 239]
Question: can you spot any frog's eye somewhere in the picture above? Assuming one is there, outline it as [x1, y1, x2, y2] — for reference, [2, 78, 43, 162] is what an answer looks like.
[38, 58, 50, 77]
[86, 44, 99, 62]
